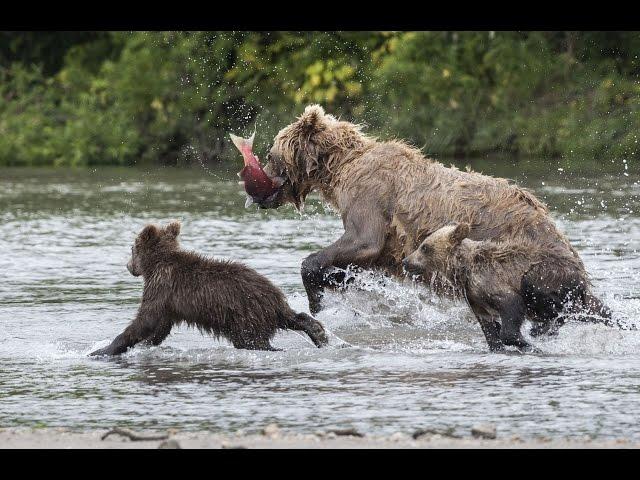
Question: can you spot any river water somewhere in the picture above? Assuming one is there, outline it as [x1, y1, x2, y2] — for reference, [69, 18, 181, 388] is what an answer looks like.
[1, 162, 639, 439]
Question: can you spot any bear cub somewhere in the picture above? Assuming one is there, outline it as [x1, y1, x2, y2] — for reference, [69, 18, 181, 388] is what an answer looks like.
[90, 221, 328, 356]
[402, 223, 609, 353]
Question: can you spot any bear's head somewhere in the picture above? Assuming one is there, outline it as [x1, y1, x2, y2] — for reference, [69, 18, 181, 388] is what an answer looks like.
[258, 104, 369, 210]
[402, 223, 470, 277]
[127, 221, 181, 277]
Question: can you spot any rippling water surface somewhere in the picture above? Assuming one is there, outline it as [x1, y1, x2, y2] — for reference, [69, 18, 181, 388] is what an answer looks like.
[1, 161, 640, 439]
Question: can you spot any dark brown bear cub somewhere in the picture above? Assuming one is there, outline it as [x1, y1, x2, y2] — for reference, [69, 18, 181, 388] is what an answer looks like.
[90, 221, 328, 356]
[402, 223, 613, 353]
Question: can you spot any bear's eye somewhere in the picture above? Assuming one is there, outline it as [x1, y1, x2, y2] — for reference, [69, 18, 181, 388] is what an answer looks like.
[421, 244, 432, 255]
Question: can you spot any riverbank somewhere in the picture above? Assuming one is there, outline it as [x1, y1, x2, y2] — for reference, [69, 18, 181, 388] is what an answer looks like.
[1, 427, 638, 449]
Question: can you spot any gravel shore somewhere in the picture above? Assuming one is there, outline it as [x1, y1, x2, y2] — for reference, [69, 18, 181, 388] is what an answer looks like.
[1, 426, 638, 449]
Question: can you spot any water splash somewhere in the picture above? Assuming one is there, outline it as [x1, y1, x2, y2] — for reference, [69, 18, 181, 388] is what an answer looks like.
[3, 167, 640, 439]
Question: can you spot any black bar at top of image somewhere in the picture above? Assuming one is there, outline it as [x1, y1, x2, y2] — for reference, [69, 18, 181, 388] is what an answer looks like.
[2, 3, 640, 31]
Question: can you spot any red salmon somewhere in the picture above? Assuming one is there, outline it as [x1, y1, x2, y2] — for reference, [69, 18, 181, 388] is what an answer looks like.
[230, 132, 282, 206]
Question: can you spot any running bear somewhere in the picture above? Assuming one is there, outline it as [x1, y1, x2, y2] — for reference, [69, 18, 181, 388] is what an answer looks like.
[402, 223, 613, 352]
[90, 221, 328, 356]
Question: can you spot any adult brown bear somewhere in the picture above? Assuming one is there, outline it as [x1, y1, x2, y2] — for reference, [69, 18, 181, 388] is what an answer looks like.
[251, 104, 610, 321]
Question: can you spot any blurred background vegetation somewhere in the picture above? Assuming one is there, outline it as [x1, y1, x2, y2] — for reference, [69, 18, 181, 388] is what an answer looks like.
[0, 31, 639, 168]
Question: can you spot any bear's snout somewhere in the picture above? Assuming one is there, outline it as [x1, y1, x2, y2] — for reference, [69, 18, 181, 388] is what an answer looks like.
[126, 259, 140, 277]
[402, 255, 421, 275]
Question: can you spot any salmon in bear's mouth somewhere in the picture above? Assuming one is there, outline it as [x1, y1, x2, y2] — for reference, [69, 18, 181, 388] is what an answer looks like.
[230, 132, 283, 207]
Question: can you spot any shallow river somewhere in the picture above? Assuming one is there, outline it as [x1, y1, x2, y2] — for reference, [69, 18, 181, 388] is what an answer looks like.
[1, 161, 640, 439]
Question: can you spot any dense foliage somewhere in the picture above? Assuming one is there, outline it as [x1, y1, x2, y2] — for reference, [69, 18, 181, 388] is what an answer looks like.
[1, 31, 638, 167]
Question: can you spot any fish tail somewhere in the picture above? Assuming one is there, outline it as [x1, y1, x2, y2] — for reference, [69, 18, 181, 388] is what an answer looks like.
[229, 132, 254, 150]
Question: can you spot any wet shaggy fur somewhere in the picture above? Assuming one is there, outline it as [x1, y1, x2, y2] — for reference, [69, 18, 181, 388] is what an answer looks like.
[89, 221, 328, 356]
[402, 224, 613, 352]
[259, 104, 610, 319]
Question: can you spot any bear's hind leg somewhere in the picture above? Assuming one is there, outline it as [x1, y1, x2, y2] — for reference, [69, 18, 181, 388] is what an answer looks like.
[285, 312, 329, 348]
[89, 330, 136, 357]
[529, 314, 564, 338]
[582, 293, 613, 321]
[529, 321, 558, 338]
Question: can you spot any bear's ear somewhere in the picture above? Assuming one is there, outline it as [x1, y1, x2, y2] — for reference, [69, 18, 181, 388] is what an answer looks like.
[139, 224, 159, 244]
[298, 104, 328, 136]
[451, 223, 470, 244]
[164, 221, 181, 239]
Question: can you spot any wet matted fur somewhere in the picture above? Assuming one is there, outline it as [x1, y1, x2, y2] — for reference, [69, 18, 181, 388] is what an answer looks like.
[258, 104, 610, 319]
[89, 221, 328, 356]
[403, 223, 612, 352]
